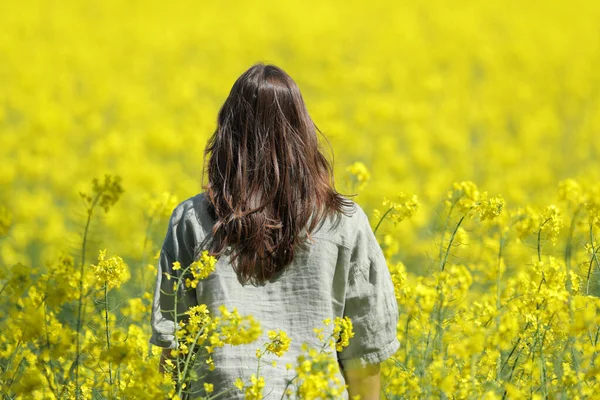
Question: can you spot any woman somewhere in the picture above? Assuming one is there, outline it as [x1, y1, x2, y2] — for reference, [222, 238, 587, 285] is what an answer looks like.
[150, 63, 399, 399]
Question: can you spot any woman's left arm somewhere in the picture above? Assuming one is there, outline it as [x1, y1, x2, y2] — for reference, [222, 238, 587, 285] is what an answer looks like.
[149, 201, 201, 365]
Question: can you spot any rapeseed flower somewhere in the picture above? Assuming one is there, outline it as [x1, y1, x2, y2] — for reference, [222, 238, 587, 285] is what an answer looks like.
[294, 348, 347, 399]
[90, 249, 129, 289]
[381, 193, 420, 225]
[185, 251, 217, 288]
[332, 316, 354, 352]
[265, 329, 291, 357]
[346, 161, 371, 191]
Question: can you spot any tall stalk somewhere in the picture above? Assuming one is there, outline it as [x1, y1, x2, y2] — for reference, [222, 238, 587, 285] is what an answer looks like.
[104, 281, 113, 391]
[373, 206, 394, 235]
[140, 216, 155, 295]
[495, 233, 505, 385]
[586, 225, 600, 295]
[440, 212, 468, 272]
[74, 192, 102, 399]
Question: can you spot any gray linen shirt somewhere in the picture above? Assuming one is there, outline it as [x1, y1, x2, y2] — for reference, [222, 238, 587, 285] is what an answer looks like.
[149, 193, 400, 398]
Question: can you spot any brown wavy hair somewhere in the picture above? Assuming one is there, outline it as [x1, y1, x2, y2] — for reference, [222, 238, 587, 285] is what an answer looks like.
[202, 63, 354, 285]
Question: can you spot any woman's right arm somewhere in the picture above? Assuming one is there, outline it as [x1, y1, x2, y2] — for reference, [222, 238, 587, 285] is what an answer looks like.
[337, 206, 399, 399]
[343, 363, 381, 400]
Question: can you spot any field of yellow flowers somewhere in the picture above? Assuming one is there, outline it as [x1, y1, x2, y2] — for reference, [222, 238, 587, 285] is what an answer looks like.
[2, 0, 600, 398]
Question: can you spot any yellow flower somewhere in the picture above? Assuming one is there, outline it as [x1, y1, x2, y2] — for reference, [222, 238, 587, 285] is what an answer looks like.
[265, 329, 291, 357]
[203, 383, 214, 393]
[234, 378, 244, 391]
[346, 161, 371, 191]
[445, 181, 503, 221]
[244, 374, 265, 400]
[184, 250, 218, 288]
[332, 316, 354, 351]
[80, 174, 124, 213]
[90, 249, 129, 289]
[380, 193, 420, 226]
[294, 346, 346, 398]
[214, 306, 262, 346]
[206, 356, 215, 371]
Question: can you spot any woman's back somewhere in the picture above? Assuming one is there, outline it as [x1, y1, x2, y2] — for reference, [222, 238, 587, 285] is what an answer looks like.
[150, 192, 399, 398]
[150, 62, 399, 398]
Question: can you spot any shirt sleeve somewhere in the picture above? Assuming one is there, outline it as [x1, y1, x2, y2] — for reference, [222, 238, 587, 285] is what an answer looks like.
[337, 209, 400, 370]
[149, 204, 200, 349]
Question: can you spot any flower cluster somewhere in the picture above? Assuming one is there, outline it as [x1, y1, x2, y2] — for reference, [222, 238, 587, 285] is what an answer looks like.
[294, 345, 347, 399]
[331, 316, 354, 352]
[346, 161, 371, 191]
[79, 174, 125, 214]
[183, 251, 218, 289]
[265, 329, 292, 357]
[445, 181, 504, 221]
[90, 249, 129, 289]
[234, 374, 265, 400]
[379, 193, 421, 226]
[212, 305, 262, 347]
[174, 304, 212, 355]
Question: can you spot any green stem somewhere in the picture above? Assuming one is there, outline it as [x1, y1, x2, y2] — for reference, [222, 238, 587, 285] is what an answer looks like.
[174, 281, 182, 387]
[104, 282, 113, 390]
[0, 281, 9, 297]
[496, 234, 505, 383]
[590, 326, 600, 366]
[537, 217, 551, 262]
[438, 202, 457, 269]
[537, 226, 542, 262]
[208, 387, 238, 400]
[172, 263, 197, 395]
[373, 206, 394, 235]
[74, 192, 102, 400]
[564, 207, 581, 283]
[587, 224, 600, 295]
[440, 211, 469, 272]
[1, 340, 21, 380]
[405, 315, 411, 365]
[431, 211, 470, 361]
[4, 356, 26, 391]
[177, 327, 206, 398]
[565, 211, 582, 399]
[141, 216, 155, 296]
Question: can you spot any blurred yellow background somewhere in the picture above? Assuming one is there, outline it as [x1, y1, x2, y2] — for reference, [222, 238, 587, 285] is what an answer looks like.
[2, 0, 599, 269]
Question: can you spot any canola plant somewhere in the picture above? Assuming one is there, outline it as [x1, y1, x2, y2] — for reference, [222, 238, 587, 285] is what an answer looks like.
[1, 0, 600, 398]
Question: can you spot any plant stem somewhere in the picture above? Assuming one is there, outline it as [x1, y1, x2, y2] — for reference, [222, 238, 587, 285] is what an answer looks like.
[373, 206, 394, 234]
[177, 328, 206, 398]
[104, 282, 113, 390]
[141, 215, 154, 295]
[586, 224, 600, 295]
[438, 202, 456, 270]
[440, 211, 468, 272]
[405, 315, 411, 365]
[496, 234, 505, 384]
[74, 192, 102, 399]
[564, 207, 581, 281]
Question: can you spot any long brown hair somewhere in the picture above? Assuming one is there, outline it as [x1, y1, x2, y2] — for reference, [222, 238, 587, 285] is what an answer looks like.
[203, 63, 354, 285]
